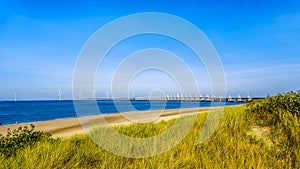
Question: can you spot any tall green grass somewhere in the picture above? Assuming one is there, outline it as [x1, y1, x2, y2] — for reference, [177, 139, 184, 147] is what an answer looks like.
[0, 93, 299, 168]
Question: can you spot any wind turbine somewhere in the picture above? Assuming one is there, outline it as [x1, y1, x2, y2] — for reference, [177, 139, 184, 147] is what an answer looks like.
[78, 91, 82, 100]
[14, 90, 17, 102]
[58, 89, 63, 101]
[91, 90, 96, 100]
[106, 91, 111, 100]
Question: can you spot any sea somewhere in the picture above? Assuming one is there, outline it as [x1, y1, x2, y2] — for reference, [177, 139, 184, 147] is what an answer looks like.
[0, 100, 246, 125]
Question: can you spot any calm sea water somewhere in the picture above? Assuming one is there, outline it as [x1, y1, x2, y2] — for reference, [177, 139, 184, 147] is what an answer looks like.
[0, 100, 245, 125]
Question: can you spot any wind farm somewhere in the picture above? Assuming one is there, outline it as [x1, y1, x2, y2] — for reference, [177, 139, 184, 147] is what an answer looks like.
[6, 89, 258, 102]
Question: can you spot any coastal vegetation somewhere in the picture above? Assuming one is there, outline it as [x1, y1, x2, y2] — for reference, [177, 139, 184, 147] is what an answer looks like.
[0, 124, 53, 157]
[0, 92, 299, 168]
[247, 91, 300, 168]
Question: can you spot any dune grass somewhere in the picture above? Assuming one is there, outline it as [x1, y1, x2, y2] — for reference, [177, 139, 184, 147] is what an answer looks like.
[1, 93, 300, 168]
[247, 91, 300, 168]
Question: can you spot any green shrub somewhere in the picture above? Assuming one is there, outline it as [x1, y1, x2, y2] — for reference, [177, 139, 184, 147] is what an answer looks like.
[246, 91, 300, 168]
[246, 91, 300, 126]
[0, 124, 54, 157]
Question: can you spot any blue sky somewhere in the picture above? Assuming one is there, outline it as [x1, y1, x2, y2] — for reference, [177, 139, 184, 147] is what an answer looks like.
[0, 0, 300, 100]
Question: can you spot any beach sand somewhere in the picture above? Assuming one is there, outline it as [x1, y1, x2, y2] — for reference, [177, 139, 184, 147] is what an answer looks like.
[0, 107, 221, 138]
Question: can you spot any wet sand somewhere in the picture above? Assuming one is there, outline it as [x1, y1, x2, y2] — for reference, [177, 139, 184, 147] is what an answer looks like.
[0, 107, 221, 138]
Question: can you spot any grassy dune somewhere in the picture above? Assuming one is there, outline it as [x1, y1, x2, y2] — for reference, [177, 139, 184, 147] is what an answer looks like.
[1, 92, 300, 168]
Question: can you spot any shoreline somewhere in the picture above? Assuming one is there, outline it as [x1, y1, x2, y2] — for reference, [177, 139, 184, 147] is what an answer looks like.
[0, 101, 246, 126]
[0, 106, 228, 138]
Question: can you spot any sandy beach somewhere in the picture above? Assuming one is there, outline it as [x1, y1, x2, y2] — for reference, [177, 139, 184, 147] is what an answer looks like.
[0, 107, 220, 138]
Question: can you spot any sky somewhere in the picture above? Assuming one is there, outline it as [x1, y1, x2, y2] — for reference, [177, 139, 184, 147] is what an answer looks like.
[0, 0, 300, 100]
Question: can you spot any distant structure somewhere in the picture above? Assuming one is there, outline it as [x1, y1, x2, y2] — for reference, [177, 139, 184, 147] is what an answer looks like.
[58, 89, 63, 101]
[237, 94, 243, 102]
[247, 94, 253, 102]
[211, 94, 216, 102]
[94, 92, 258, 102]
[205, 94, 211, 102]
[227, 95, 234, 102]
[176, 93, 180, 100]
[219, 95, 224, 102]
[199, 94, 204, 101]
[14, 90, 17, 102]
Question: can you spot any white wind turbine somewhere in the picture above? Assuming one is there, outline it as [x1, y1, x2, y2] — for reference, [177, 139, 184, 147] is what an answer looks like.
[78, 91, 82, 100]
[91, 90, 96, 100]
[14, 90, 17, 102]
[58, 89, 63, 101]
[106, 91, 111, 99]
